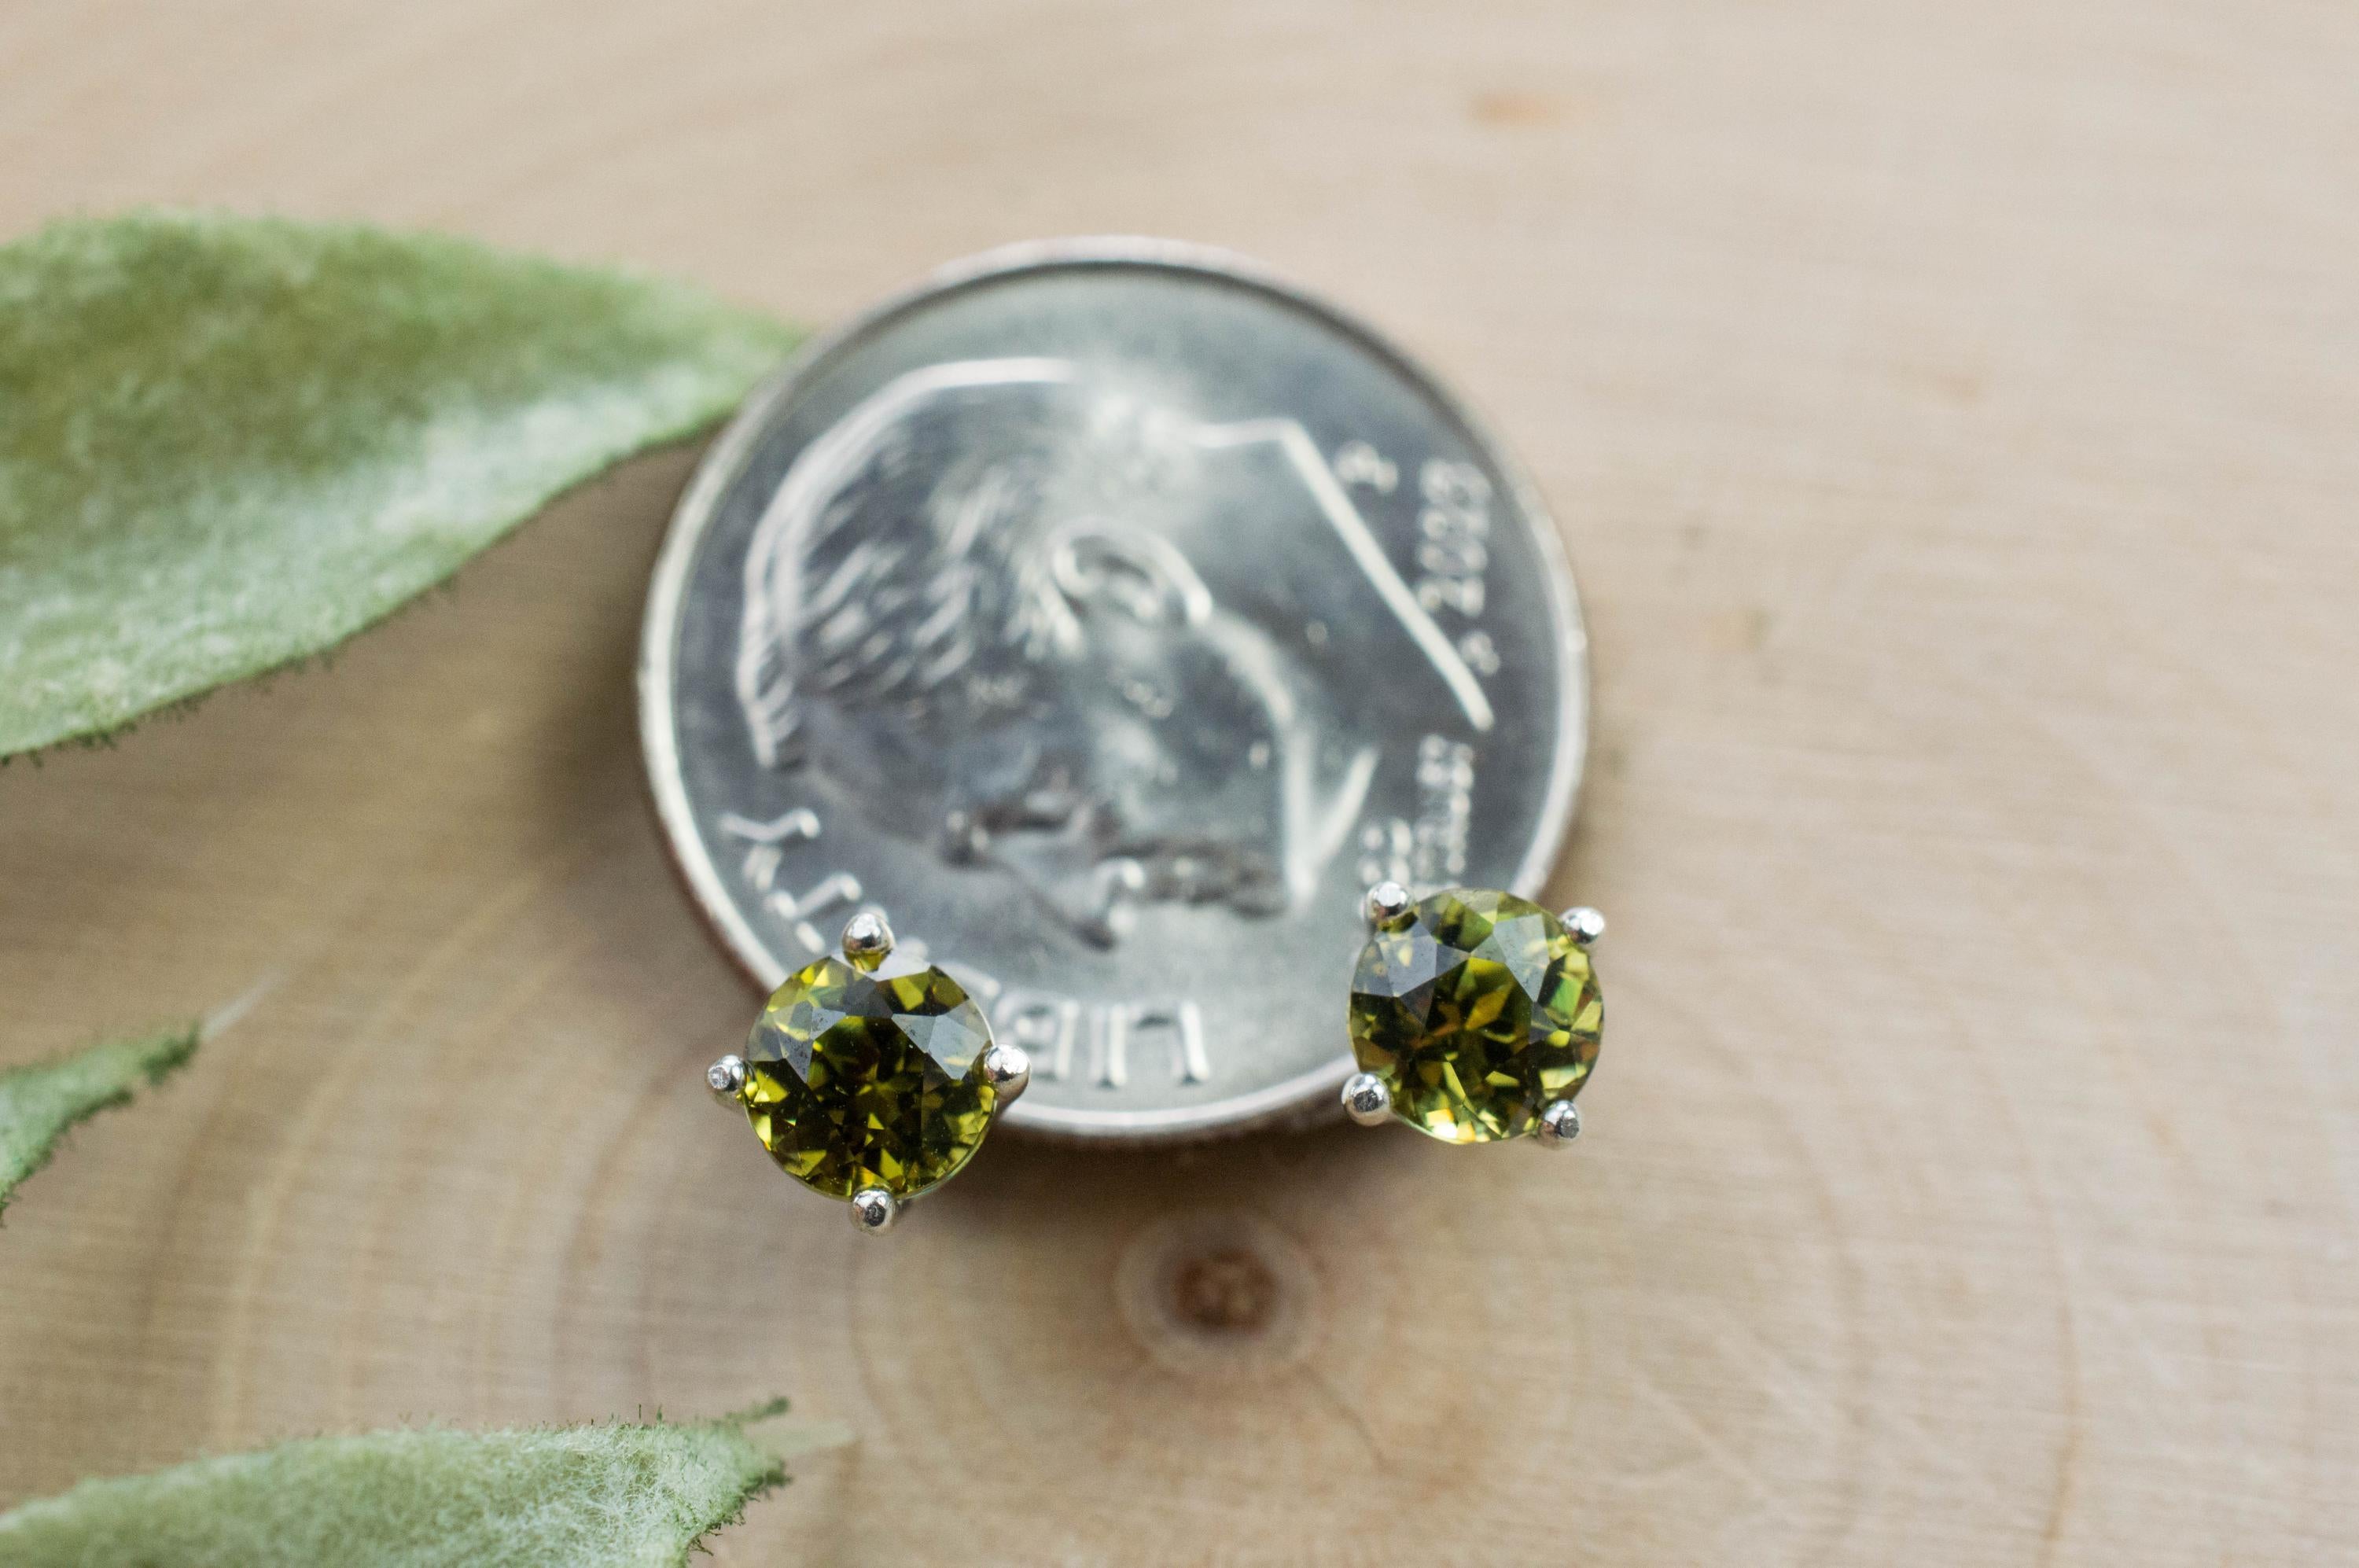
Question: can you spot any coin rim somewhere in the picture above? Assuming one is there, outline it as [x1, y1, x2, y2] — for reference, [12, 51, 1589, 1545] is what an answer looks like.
[639, 236, 1590, 1143]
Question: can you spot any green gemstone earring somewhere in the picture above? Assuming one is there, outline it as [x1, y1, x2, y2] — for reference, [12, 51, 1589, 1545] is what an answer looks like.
[1340, 882, 1604, 1147]
[703, 911, 1029, 1235]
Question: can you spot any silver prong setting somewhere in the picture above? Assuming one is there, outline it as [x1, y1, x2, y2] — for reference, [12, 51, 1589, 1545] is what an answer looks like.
[1560, 906, 1606, 947]
[848, 1187, 899, 1235]
[1364, 881, 1413, 929]
[1341, 1071, 1393, 1127]
[1535, 1099, 1582, 1148]
[705, 1053, 747, 1102]
[841, 910, 895, 968]
[981, 1041, 1032, 1109]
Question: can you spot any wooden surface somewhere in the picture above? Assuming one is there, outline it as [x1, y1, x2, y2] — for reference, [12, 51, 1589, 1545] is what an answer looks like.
[3, 4, 2356, 1562]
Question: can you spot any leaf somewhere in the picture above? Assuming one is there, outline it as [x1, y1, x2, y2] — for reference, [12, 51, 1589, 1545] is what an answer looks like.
[0, 1408, 823, 1566]
[0, 1025, 198, 1217]
[0, 211, 802, 760]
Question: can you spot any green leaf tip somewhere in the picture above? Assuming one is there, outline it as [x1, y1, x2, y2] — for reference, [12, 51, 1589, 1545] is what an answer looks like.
[721, 1394, 795, 1427]
[0, 1415, 794, 1568]
[0, 209, 805, 760]
[0, 1025, 201, 1216]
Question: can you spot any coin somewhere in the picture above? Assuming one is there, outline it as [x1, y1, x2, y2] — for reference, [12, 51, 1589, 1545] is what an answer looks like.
[639, 239, 1588, 1143]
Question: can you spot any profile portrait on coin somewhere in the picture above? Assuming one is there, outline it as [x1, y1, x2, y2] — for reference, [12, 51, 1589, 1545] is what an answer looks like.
[735, 356, 1489, 947]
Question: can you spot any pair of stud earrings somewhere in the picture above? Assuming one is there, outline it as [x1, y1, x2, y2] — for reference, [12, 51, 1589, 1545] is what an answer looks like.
[703, 884, 1606, 1234]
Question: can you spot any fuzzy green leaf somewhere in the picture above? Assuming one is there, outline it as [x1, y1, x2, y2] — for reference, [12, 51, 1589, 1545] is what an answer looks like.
[0, 1025, 198, 1217]
[0, 1410, 813, 1566]
[0, 211, 801, 759]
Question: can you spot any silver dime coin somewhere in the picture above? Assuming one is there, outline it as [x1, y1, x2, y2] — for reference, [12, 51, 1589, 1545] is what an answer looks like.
[639, 239, 1588, 1143]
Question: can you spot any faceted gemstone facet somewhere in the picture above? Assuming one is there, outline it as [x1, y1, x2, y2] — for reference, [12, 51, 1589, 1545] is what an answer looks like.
[1347, 888, 1603, 1143]
[738, 955, 997, 1198]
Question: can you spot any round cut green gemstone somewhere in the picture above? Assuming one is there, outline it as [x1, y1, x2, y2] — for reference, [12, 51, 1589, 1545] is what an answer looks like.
[1348, 888, 1602, 1143]
[738, 955, 997, 1199]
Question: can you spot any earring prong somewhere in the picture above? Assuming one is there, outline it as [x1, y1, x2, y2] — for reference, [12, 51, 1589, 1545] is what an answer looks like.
[705, 1054, 746, 1102]
[981, 1041, 1032, 1109]
[1560, 906, 1606, 947]
[848, 1187, 899, 1234]
[1341, 1071, 1392, 1126]
[1534, 1099, 1582, 1147]
[841, 911, 895, 968]
[1364, 881, 1412, 929]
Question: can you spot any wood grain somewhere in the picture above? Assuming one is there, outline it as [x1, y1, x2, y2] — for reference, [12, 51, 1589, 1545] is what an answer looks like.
[2, 2, 2355, 1562]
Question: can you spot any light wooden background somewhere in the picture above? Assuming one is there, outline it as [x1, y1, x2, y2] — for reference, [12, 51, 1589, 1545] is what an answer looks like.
[3, 4, 2355, 1563]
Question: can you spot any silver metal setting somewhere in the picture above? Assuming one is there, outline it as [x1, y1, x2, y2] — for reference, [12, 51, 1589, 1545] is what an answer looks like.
[848, 1187, 899, 1234]
[1364, 881, 1413, 930]
[1560, 905, 1606, 948]
[1341, 1071, 1393, 1127]
[841, 910, 895, 965]
[639, 238, 1592, 1145]
[705, 1054, 747, 1101]
[981, 1040, 1032, 1108]
[1536, 1099, 1582, 1148]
